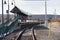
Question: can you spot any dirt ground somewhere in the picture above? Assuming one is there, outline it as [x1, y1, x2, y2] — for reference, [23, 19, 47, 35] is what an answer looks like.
[21, 25, 60, 40]
[35, 29, 60, 40]
[21, 29, 60, 40]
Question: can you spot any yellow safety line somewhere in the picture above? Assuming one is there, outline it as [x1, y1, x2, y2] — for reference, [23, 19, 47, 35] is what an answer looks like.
[48, 24, 51, 38]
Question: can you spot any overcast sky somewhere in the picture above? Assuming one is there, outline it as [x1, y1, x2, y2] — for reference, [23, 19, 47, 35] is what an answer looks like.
[0, 0, 60, 15]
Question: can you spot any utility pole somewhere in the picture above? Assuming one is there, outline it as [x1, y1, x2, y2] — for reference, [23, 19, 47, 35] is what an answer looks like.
[54, 9, 57, 19]
[45, 0, 48, 27]
[2, 0, 5, 35]
[2, 0, 4, 25]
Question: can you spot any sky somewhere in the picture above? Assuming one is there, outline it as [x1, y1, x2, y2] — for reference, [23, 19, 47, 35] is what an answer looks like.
[0, 0, 60, 15]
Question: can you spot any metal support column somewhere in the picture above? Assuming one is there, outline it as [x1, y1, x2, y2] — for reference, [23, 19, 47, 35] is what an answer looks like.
[2, 0, 4, 35]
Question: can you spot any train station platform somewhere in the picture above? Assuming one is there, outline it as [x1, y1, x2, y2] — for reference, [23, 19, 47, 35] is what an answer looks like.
[1, 22, 40, 40]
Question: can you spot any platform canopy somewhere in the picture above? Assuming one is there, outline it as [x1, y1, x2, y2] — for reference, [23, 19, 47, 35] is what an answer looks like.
[10, 6, 28, 16]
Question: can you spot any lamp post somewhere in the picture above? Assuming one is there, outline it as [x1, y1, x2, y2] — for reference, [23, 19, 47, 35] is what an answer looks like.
[4, 0, 10, 23]
[8, 0, 9, 22]
[6, 0, 9, 23]
[5, 0, 16, 21]
[13, 0, 16, 19]
[11, 0, 16, 19]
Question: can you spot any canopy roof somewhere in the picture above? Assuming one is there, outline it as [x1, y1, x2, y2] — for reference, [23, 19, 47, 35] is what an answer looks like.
[10, 6, 28, 16]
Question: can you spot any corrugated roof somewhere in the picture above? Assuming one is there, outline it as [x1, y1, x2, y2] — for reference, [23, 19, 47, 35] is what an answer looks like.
[10, 6, 28, 16]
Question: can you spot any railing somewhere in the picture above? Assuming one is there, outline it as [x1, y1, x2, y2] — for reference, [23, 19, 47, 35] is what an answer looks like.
[0, 16, 18, 38]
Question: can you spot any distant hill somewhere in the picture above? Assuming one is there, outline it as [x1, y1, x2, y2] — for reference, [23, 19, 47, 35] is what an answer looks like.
[0, 14, 60, 20]
[28, 15, 60, 20]
[0, 14, 14, 19]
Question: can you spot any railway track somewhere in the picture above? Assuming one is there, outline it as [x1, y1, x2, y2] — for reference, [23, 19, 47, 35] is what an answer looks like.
[16, 22, 39, 40]
[1, 22, 39, 40]
[17, 27, 37, 40]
